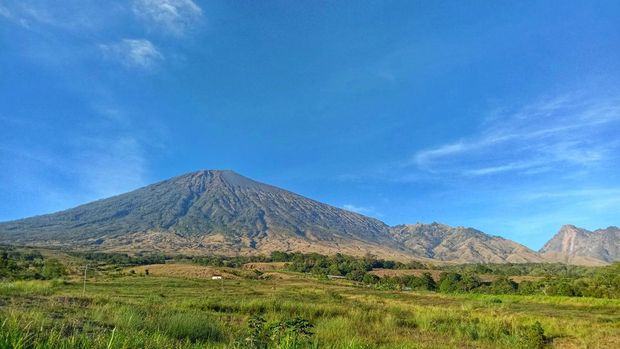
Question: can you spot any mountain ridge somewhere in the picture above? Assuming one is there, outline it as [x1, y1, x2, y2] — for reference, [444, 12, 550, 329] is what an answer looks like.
[0, 170, 616, 265]
[389, 223, 543, 263]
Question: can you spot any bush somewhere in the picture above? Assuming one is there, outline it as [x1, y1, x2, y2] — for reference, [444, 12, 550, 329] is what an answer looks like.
[518, 321, 546, 349]
[489, 277, 518, 294]
[438, 273, 462, 293]
[237, 315, 314, 349]
[42, 259, 67, 279]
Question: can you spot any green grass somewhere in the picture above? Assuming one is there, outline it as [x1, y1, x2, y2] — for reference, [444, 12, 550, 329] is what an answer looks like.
[1, 273, 619, 348]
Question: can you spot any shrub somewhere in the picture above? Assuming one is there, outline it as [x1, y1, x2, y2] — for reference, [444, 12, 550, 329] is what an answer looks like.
[438, 273, 462, 293]
[42, 259, 67, 279]
[518, 321, 546, 349]
[237, 315, 315, 349]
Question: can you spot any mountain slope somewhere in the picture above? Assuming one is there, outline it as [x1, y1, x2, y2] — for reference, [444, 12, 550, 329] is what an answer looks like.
[0, 170, 408, 258]
[540, 225, 620, 264]
[1, 169, 595, 264]
[390, 223, 543, 263]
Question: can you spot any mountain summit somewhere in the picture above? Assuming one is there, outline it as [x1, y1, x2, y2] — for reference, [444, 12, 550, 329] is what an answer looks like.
[0, 170, 403, 257]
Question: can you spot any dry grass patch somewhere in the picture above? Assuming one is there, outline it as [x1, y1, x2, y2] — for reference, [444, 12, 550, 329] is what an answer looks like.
[242, 262, 288, 270]
[124, 264, 239, 279]
[371, 268, 443, 280]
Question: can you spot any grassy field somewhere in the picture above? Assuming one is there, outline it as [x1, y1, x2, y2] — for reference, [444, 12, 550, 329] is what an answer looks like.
[1, 264, 619, 349]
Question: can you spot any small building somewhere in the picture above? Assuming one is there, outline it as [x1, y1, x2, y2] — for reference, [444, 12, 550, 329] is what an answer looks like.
[211, 275, 223, 280]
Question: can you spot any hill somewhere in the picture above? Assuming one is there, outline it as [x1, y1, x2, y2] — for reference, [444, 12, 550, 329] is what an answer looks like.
[390, 223, 543, 264]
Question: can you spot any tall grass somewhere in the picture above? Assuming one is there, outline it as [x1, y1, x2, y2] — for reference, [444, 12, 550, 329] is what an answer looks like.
[0, 281, 54, 297]
[0, 277, 618, 348]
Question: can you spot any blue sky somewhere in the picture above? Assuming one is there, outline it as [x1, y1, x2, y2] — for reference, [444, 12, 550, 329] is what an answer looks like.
[1, 1, 619, 250]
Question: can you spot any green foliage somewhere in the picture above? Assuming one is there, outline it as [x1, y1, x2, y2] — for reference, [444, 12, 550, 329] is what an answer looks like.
[236, 315, 315, 349]
[71, 251, 167, 267]
[517, 321, 546, 349]
[370, 262, 620, 299]
[361, 273, 379, 285]
[41, 259, 67, 279]
[489, 277, 518, 294]
[270, 251, 291, 262]
[438, 273, 463, 293]
[0, 246, 67, 281]
[437, 262, 588, 277]
[418, 272, 437, 291]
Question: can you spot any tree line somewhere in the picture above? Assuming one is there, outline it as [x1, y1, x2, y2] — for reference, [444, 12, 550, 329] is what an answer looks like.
[0, 245, 66, 280]
[2, 246, 619, 298]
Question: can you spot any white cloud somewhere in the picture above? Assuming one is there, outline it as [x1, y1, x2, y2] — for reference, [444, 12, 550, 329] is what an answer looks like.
[132, 0, 202, 35]
[1, 1, 198, 72]
[413, 94, 620, 176]
[99, 39, 164, 71]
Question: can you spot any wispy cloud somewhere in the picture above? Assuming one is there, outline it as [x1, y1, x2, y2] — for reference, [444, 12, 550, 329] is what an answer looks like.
[0, 0, 112, 31]
[342, 204, 382, 217]
[132, 0, 203, 36]
[413, 94, 620, 177]
[1, 1, 203, 73]
[0, 4, 12, 18]
[0, 103, 152, 215]
[518, 187, 620, 210]
[73, 136, 148, 198]
[99, 39, 164, 71]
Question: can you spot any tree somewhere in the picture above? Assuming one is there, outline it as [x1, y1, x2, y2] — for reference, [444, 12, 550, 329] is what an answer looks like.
[438, 273, 462, 293]
[490, 276, 518, 294]
[362, 273, 380, 284]
[347, 269, 366, 282]
[419, 272, 437, 291]
[459, 273, 482, 292]
[270, 251, 290, 262]
[41, 259, 67, 279]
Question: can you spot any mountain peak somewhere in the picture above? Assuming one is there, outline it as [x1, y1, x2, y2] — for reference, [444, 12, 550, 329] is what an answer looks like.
[540, 224, 619, 263]
[0, 169, 397, 257]
[559, 224, 585, 232]
[171, 169, 275, 192]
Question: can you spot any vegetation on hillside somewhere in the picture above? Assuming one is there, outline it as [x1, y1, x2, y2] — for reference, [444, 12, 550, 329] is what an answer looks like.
[0, 245, 67, 280]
